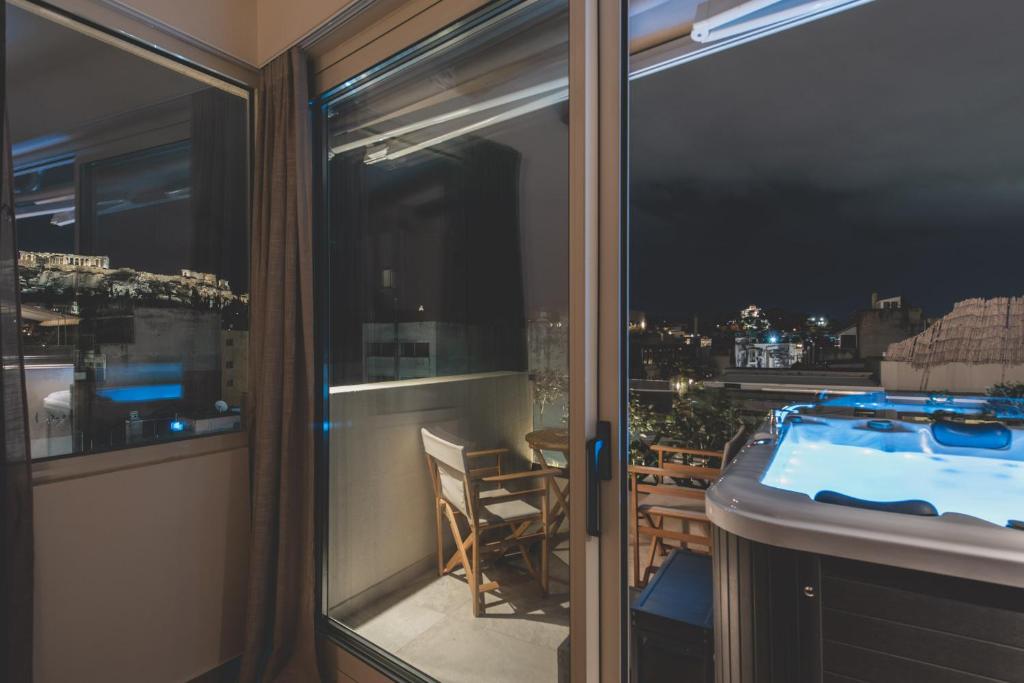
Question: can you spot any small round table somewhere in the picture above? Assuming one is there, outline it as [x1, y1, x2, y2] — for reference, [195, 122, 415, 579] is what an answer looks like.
[525, 428, 570, 537]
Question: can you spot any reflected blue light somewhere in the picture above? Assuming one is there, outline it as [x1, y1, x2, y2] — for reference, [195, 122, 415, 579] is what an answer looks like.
[96, 384, 183, 402]
[763, 404, 1024, 526]
[12, 134, 71, 158]
[104, 362, 183, 384]
[169, 420, 186, 432]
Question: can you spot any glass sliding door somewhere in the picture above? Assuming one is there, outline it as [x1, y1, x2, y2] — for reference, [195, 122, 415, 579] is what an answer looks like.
[319, 2, 576, 680]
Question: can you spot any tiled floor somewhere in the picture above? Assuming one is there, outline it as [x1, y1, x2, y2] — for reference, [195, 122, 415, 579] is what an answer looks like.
[329, 527, 695, 682]
[335, 552, 571, 683]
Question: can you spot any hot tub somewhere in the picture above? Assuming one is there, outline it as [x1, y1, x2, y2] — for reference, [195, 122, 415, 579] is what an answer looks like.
[763, 394, 1024, 527]
[705, 392, 1024, 683]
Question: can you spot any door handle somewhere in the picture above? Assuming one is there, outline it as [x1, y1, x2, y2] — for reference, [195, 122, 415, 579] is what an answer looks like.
[586, 420, 612, 537]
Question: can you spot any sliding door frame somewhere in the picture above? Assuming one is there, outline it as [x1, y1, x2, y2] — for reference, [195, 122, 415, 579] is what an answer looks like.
[567, 0, 627, 681]
[311, 0, 627, 680]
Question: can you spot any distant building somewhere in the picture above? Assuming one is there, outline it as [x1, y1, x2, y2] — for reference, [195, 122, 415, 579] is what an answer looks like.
[20, 251, 109, 269]
[882, 296, 1024, 393]
[734, 336, 805, 369]
[871, 292, 903, 310]
[628, 310, 647, 332]
[739, 304, 769, 332]
[856, 293, 925, 359]
[221, 330, 249, 407]
[18, 250, 241, 308]
[838, 324, 858, 353]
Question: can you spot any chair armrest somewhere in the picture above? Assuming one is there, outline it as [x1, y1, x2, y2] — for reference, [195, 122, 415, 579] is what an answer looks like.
[651, 445, 721, 458]
[468, 466, 500, 480]
[481, 470, 554, 483]
[629, 464, 718, 480]
[466, 448, 511, 458]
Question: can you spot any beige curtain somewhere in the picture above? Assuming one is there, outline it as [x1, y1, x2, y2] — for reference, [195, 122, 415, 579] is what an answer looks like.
[239, 47, 321, 683]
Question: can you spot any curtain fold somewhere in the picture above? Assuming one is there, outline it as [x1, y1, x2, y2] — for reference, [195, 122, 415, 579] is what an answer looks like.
[1, 1, 35, 680]
[239, 47, 320, 683]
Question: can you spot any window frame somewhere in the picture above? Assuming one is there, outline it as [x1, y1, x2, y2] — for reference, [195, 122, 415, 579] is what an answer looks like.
[12, 0, 255, 472]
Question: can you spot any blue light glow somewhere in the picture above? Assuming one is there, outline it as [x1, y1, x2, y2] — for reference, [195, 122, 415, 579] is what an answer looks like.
[12, 134, 71, 158]
[104, 362, 183, 384]
[169, 420, 186, 432]
[762, 405, 1024, 526]
[96, 384, 183, 402]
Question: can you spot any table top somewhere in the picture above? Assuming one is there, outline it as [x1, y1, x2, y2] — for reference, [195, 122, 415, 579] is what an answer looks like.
[525, 428, 569, 452]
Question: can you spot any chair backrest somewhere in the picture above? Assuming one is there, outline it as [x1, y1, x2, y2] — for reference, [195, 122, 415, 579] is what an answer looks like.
[720, 425, 748, 471]
[422, 427, 471, 516]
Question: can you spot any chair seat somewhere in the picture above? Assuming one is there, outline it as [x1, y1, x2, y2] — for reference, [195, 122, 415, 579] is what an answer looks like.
[478, 490, 543, 525]
[639, 493, 707, 519]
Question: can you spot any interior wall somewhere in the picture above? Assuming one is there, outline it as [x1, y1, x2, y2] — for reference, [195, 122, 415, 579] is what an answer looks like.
[114, 0, 258, 64]
[33, 445, 250, 683]
[256, 0, 354, 66]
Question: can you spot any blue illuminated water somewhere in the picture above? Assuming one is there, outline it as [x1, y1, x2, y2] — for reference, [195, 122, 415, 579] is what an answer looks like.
[762, 414, 1024, 527]
[95, 383, 183, 402]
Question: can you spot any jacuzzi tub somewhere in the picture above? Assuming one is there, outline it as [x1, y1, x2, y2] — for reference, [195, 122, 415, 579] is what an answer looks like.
[762, 397, 1024, 527]
[706, 392, 1024, 683]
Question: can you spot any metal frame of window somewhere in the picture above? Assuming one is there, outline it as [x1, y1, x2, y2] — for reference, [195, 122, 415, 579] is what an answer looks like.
[311, 0, 627, 680]
[311, 6, 539, 678]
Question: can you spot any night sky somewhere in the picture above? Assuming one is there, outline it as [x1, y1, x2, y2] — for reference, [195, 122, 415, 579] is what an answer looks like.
[629, 0, 1024, 326]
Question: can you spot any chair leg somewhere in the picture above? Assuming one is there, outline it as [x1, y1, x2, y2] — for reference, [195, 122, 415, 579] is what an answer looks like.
[631, 479, 640, 588]
[434, 500, 444, 576]
[472, 523, 482, 617]
[640, 516, 664, 587]
[541, 534, 549, 596]
[444, 503, 472, 581]
[542, 489, 550, 596]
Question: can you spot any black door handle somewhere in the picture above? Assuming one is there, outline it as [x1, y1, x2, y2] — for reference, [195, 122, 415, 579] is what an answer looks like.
[587, 420, 612, 537]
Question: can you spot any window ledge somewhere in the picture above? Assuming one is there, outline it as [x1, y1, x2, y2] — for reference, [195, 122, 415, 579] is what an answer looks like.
[328, 370, 527, 395]
[31, 430, 248, 486]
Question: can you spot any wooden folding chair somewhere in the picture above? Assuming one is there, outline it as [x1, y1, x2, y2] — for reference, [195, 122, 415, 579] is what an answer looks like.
[422, 427, 553, 617]
[629, 426, 748, 587]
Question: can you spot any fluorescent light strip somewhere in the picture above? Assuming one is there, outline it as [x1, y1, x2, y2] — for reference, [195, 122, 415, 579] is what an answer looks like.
[15, 206, 74, 220]
[332, 78, 567, 156]
[375, 89, 567, 163]
[630, 0, 873, 79]
[692, 0, 866, 43]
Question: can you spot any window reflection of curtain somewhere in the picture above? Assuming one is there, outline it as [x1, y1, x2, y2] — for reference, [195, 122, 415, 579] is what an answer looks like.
[1, 2, 35, 679]
[190, 88, 248, 290]
[328, 136, 526, 385]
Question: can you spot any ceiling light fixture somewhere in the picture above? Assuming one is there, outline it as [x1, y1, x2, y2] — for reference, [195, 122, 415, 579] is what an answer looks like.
[691, 0, 868, 43]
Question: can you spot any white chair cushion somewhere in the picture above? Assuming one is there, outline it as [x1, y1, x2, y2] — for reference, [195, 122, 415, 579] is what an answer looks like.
[477, 490, 543, 525]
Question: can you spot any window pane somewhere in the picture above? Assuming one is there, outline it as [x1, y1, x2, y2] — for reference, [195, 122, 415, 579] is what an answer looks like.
[323, 2, 570, 680]
[626, 0, 1024, 650]
[9, 5, 249, 459]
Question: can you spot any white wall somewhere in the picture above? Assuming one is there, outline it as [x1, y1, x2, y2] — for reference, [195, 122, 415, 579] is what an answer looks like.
[256, 0, 353, 65]
[326, 372, 532, 615]
[881, 361, 1024, 394]
[33, 440, 250, 683]
[117, 0, 258, 64]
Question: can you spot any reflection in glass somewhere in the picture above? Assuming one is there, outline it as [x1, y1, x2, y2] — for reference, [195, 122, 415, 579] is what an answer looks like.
[322, 1, 570, 680]
[626, 0, 1024, 593]
[9, 5, 248, 459]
